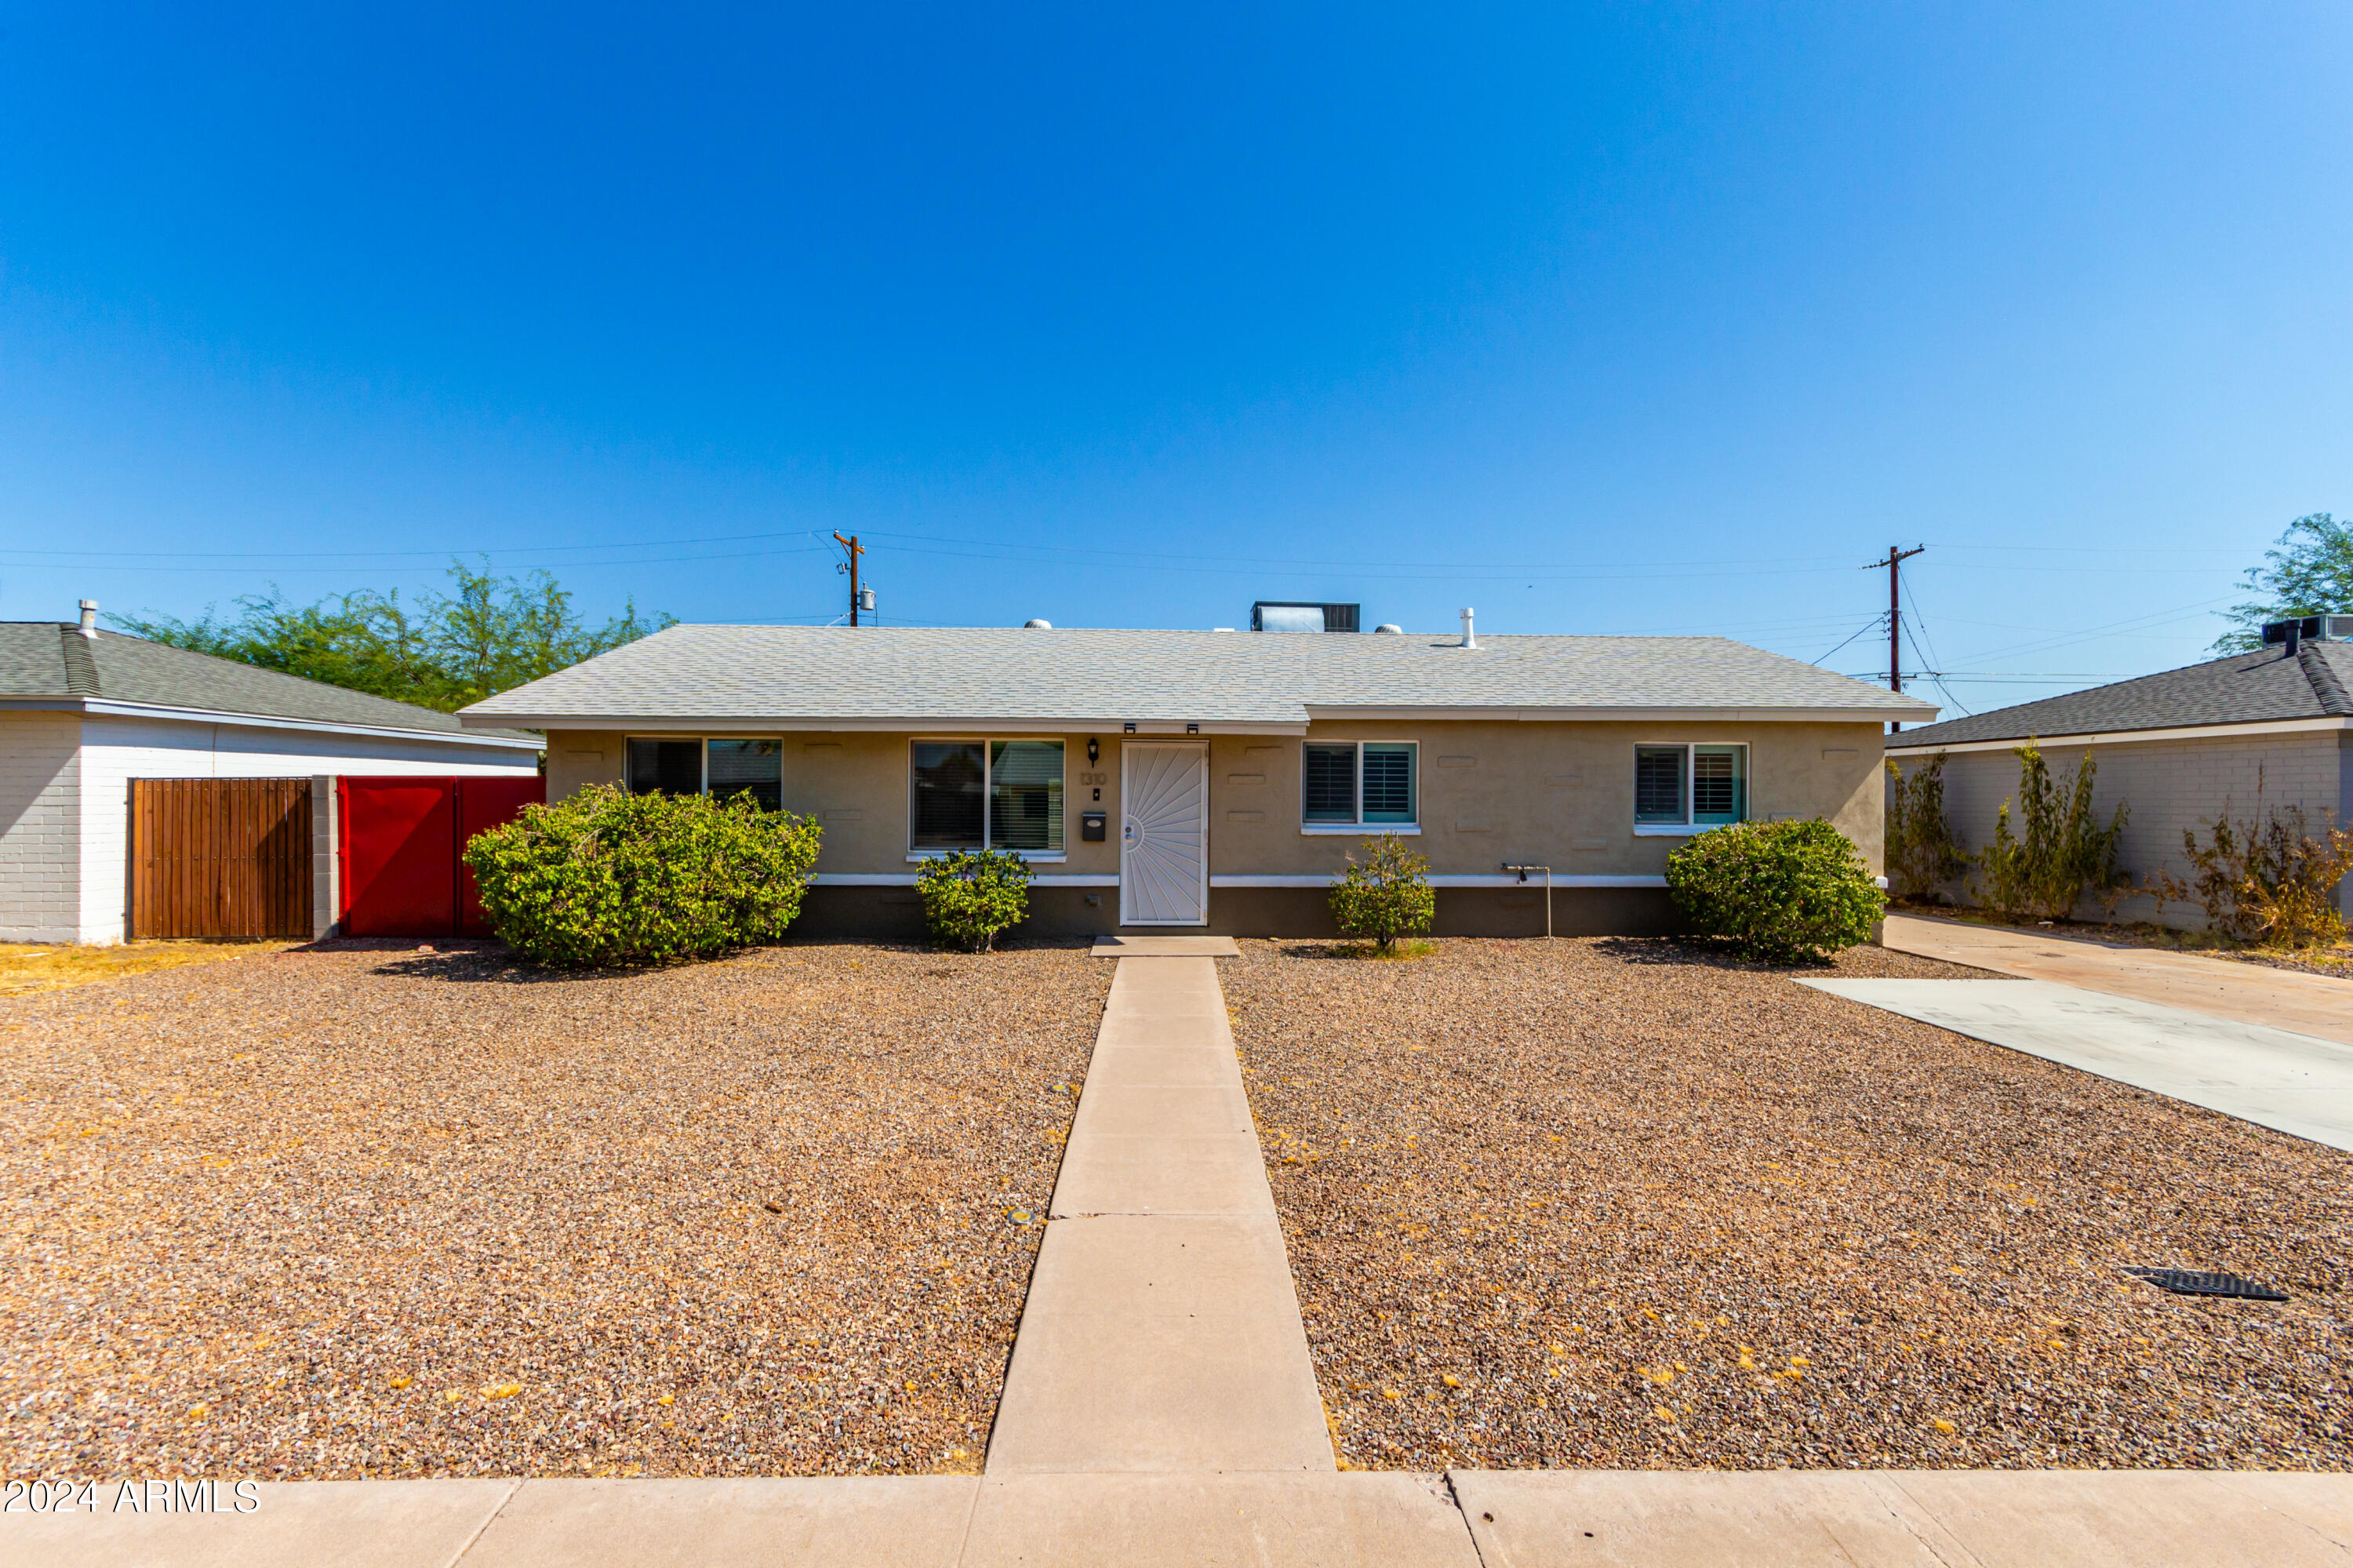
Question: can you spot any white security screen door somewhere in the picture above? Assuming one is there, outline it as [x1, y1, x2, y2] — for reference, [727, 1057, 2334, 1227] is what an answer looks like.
[1119, 742, 1209, 926]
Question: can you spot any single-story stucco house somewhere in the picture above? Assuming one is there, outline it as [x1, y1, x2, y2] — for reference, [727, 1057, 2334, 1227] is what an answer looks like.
[458, 611, 1933, 937]
[2, 604, 543, 944]
[1886, 617, 2353, 925]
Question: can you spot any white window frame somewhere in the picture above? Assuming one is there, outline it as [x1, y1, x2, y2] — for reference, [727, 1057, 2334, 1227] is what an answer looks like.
[1299, 739, 1422, 835]
[1631, 741, 1749, 836]
[906, 737, 1067, 862]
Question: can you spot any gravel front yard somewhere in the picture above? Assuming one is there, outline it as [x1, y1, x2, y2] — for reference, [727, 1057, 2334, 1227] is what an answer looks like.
[0, 940, 1106, 1480]
[1225, 937, 2352, 1472]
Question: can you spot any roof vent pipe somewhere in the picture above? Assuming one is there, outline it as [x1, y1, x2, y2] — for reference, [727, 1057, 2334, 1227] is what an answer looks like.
[77, 599, 98, 638]
[1460, 607, 1476, 649]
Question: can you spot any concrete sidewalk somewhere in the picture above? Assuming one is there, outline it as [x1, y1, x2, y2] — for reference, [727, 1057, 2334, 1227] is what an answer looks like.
[1801, 976, 2353, 1151]
[16, 1469, 2352, 1566]
[1882, 911, 2353, 1046]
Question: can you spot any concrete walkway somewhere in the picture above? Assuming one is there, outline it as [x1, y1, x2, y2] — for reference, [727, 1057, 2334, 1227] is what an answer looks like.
[986, 952, 1332, 1472]
[1883, 911, 2353, 1046]
[1802, 977, 2353, 1152]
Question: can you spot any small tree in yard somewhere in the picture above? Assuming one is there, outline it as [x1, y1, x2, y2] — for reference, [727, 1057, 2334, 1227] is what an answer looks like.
[1329, 833, 1435, 952]
[1666, 819, 1882, 963]
[1971, 740, 2128, 922]
[2144, 771, 2353, 948]
[1885, 751, 1971, 904]
[917, 849, 1032, 952]
[462, 785, 821, 967]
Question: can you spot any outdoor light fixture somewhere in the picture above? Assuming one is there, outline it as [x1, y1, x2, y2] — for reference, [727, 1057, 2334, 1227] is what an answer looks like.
[1186, 722, 1198, 734]
[1123, 722, 1136, 733]
[1086, 737, 1100, 765]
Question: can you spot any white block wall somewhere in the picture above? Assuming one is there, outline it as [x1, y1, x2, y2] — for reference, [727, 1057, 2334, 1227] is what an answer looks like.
[72, 714, 537, 944]
[0, 711, 85, 943]
[1898, 729, 2351, 928]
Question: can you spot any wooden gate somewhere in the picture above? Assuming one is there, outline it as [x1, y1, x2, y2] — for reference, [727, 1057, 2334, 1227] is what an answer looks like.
[129, 778, 314, 940]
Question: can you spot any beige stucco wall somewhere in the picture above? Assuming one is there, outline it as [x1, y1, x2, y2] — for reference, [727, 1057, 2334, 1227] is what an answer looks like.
[537, 720, 1888, 879]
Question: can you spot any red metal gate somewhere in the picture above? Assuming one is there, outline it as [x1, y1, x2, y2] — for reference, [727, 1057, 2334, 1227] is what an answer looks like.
[338, 775, 544, 938]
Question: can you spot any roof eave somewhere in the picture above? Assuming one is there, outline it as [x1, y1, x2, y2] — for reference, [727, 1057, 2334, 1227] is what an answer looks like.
[1888, 714, 2353, 754]
[1, 696, 543, 748]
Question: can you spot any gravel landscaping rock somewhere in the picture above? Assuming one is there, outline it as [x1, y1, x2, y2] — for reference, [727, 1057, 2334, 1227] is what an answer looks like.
[0, 939, 1106, 1480]
[1225, 937, 2352, 1472]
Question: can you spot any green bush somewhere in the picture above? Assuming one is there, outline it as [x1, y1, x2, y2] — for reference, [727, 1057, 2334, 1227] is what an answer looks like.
[460, 784, 821, 966]
[1328, 833, 1437, 951]
[1666, 819, 1882, 962]
[916, 849, 1033, 952]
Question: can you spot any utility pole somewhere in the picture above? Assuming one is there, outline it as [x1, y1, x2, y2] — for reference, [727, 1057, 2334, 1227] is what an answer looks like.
[832, 532, 865, 627]
[1869, 544, 1925, 731]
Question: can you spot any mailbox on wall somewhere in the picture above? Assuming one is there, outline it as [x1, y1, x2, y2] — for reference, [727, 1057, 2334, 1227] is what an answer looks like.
[1081, 812, 1107, 842]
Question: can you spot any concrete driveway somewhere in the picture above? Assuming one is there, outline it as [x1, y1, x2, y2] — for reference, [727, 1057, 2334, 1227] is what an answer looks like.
[1881, 911, 2353, 1046]
[1799, 977, 2353, 1152]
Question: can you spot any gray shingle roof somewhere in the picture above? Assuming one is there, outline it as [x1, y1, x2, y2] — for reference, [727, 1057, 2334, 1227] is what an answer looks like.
[0, 623, 538, 743]
[1889, 642, 2353, 749]
[458, 624, 1936, 728]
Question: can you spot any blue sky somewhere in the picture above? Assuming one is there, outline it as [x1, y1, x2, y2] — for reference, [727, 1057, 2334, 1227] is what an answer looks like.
[1, 2, 2346, 719]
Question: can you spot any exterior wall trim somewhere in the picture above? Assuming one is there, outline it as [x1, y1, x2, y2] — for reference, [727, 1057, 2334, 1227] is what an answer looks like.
[810, 872, 1118, 887]
[1213, 873, 1669, 889]
[1888, 716, 2353, 755]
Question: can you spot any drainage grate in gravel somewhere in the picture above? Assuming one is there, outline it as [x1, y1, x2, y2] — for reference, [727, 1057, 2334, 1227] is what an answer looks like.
[2123, 1267, 2289, 1302]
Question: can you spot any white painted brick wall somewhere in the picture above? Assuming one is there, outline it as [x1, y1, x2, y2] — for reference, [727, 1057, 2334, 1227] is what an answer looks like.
[1900, 732, 2346, 929]
[0, 711, 83, 943]
[75, 715, 538, 944]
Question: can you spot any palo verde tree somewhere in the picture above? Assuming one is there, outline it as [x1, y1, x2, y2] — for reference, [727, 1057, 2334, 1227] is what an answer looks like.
[114, 559, 673, 712]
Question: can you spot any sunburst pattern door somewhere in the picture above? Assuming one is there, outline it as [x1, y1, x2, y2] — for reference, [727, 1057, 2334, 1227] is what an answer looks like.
[1119, 742, 1208, 926]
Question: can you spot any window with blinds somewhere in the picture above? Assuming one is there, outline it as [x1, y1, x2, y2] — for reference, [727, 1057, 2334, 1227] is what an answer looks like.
[1303, 741, 1417, 826]
[1635, 743, 1747, 828]
[911, 741, 987, 849]
[988, 740, 1064, 851]
[1361, 744, 1416, 822]
[1692, 745, 1745, 824]
[911, 739, 1065, 853]
[1304, 745, 1358, 821]
[1635, 746, 1686, 824]
[706, 740, 784, 811]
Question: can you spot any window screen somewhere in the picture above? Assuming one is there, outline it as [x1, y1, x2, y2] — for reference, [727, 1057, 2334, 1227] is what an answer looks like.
[1692, 746, 1745, 824]
[705, 740, 783, 811]
[627, 739, 703, 797]
[911, 741, 986, 849]
[1635, 746, 1686, 824]
[1361, 744, 1417, 823]
[1304, 745, 1357, 821]
[988, 740, 1064, 852]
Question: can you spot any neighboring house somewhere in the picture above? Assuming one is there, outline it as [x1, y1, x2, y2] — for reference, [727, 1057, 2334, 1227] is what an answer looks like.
[1, 605, 543, 944]
[1886, 617, 2353, 924]
[458, 611, 1932, 937]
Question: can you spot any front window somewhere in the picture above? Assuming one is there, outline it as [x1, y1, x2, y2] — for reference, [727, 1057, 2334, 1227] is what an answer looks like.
[628, 738, 783, 809]
[911, 739, 1064, 853]
[1303, 740, 1417, 828]
[1634, 744, 1747, 831]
